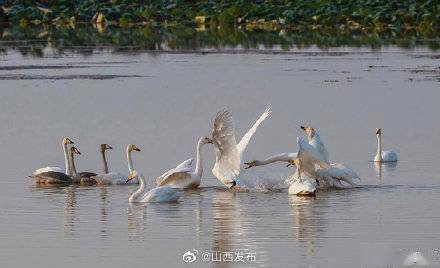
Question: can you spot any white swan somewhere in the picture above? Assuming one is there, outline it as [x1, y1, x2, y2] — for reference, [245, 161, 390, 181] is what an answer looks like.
[92, 144, 140, 185]
[211, 107, 271, 188]
[288, 158, 317, 196]
[294, 137, 359, 187]
[245, 137, 359, 188]
[33, 137, 74, 176]
[156, 137, 212, 189]
[300, 126, 329, 163]
[374, 128, 397, 162]
[127, 170, 182, 203]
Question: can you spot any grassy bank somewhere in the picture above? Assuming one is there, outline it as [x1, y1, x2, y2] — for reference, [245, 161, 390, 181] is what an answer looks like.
[0, 0, 438, 34]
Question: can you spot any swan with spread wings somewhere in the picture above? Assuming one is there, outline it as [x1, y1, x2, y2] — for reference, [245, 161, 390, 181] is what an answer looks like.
[211, 107, 271, 188]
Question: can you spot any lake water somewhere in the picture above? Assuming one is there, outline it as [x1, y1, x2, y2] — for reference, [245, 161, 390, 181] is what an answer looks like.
[0, 30, 440, 267]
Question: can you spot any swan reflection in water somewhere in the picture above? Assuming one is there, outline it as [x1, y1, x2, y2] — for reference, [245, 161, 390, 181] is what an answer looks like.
[127, 202, 147, 240]
[289, 194, 328, 259]
[373, 161, 398, 181]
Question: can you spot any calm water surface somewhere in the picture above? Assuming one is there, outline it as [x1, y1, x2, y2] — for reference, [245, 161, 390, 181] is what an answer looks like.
[0, 44, 440, 267]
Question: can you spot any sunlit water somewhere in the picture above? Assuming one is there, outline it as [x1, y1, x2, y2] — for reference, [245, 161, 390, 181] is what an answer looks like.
[0, 44, 439, 267]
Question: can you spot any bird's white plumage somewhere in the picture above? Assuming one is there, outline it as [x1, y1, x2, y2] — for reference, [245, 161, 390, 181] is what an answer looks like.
[381, 150, 398, 162]
[92, 172, 137, 185]
[129, 172, 181, 203]
[288, 178, 316, 196]
[156, 137, 210, 189]
[212, 110, 240, 177]
[211, 107, 271, 187]
[297, 137, 328, 170]
[33, 166, 63, 175]
[237, 106, 272, 155]
[308, 131, 330, 164]
[136, 186, 182, 203]
[374, 129, 398, 162]
[156, 165, 194, 188]
[175, 158, 193, 169]
[297, 137, 359, 188]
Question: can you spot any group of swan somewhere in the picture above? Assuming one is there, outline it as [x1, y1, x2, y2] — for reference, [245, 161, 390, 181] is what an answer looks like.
[32, 139, 140, 185]
[32, 107, 397, 201]
[244, 125, 397, 195]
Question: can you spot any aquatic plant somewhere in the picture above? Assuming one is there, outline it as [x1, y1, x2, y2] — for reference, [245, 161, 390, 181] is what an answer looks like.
[0, 0, 438, 34]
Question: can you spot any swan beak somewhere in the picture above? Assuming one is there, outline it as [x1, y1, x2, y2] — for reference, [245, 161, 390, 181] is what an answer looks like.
[286, 160, 295, 167]
[229, 181, 237, 189]
[300, 126, 306, 131]
[243, 162, 254, 169]
[133, 146, 141, 152]
[207, 138, 213, 144]
[107, 145, 113, 150]
[126, 173, 135, 183]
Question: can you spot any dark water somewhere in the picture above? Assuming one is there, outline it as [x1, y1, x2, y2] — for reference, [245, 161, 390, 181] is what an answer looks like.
[0, 28, 440, 267]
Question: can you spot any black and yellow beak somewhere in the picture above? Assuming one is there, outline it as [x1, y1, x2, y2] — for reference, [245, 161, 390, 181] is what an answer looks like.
[126, 172, 136, 183]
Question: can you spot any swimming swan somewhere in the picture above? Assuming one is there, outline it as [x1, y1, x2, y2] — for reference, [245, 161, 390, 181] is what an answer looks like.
[373, 128, 397, 162]
[127, 170, 182, 203]
[156, 137, 212, 189]
[92, 144, 140, 185]
[33, 137, 74, 176]
[211, 106, 271, 188]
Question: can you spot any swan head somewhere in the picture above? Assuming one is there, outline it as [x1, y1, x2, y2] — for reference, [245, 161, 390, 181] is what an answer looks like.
[127, 144, 141, 152]
[286, 158, 300, 168]
[300, 126, 315, 136]
[63, 137, 74, 145]
[71, 146, 81, 155]
[376, 128, 382, 135]
[100, 143, 112, 152]
[200, 136, 213, 144]
[126, 170, 139, 183]
[244, 160, 258, 169]
[229, 180, 237, 189]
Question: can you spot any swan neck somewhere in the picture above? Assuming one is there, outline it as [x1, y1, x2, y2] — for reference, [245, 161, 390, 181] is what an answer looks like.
[194, 140, 204, 177]
[131, 175, 145, 201]
[127, 148, 134, 173]
[376, 134, 382, 160]
[101, 149, 109, 174]
[258, 154, 291, 165]
[69, 151, 77, 177]
[63, 143, 71, 175]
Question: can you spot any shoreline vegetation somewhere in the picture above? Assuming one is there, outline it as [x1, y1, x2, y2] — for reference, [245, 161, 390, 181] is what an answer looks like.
[0, 1, 439, 56]
[0, 1, 438, 34]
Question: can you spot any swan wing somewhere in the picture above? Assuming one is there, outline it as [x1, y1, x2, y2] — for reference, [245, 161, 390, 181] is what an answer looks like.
[382, 150, 398, 162]
[309, 132, 330, 163]
[142, 186, 182, 202]
[328, 163, 360, 180]
[156, 166, 192, 186]
[297, 137, 329, 169]
[175, 158, 194, 169]
[79, 171, 97, 178]
[212, 110, 240, 174]
[33, 166, 63, 175]
[237, 106, 271, 155]
[32, 171, 72, 183]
